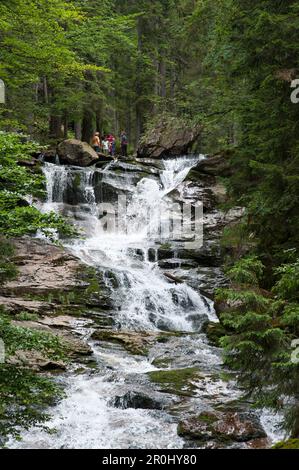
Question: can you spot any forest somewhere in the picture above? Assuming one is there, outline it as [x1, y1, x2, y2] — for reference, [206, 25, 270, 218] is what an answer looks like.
[1, 0, 299, 452]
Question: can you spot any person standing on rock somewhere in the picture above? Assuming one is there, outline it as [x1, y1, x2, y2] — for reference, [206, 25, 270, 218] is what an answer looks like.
[107, 134, 116, 158]
[102, 137, 109, 155]
[120, 131, 128, 158]
[91, 132, 101, 154]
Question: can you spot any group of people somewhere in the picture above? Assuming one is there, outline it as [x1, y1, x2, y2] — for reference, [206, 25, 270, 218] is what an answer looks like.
[92, 131, 128, 158]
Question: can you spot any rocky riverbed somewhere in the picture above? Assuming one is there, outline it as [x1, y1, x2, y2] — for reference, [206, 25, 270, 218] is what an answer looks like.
[3, 154, 281, 449]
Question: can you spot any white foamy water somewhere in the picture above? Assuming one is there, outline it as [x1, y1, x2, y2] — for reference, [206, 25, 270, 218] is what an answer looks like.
[9, 371, 183, 450]
[161, 155, 204, 195]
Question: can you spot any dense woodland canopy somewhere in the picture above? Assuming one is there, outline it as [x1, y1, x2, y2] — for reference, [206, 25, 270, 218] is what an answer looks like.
[1, 0, 299, 444]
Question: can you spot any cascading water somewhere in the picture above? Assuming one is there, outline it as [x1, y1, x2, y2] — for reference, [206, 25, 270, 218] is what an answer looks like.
[63, 155, 215, 332]
[9, 155, 281, 449]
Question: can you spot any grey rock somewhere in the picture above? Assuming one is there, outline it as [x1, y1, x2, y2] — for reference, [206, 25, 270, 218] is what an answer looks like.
[57, 139, 99, 167]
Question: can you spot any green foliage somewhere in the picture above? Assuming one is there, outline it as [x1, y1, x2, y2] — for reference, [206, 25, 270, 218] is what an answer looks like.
[0, 132, 76, 239]
[226, 256, 264, 286]
[273, 259, 299, 302]
[273, 439, 299, 449]
[0, 365, 64, 442]
[0, 313, 67, 361]
[15, 312, 39, 322]
[0, 306, 66, 443]
[217, 255, 299, 435]
[0, 205, 76, 239]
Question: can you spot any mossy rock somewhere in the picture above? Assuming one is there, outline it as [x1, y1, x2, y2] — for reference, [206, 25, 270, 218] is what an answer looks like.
[177, 412, 218, 441]
[178, 411, 267, 443]
[273, 439, 299, 449]
[151, 357, 173, 368]
[147, 367, 202, 397]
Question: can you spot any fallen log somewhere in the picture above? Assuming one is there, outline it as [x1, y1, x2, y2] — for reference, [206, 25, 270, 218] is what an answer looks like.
[163, 272, 214, 301]
[163, 272, 184, 284]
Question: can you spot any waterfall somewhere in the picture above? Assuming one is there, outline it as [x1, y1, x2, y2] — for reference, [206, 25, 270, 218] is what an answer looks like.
[9, 155, 231, 450]
[56, 155, 216, 332]
[43, 164, 70, 207]
[161, 155, 205, 194]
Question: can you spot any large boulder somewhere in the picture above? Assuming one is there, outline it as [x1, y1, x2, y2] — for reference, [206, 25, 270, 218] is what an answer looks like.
[178, 411, 267, 443]
[57, 139, 99, 167]
[137, 118, 202, 159]
[190, 152, 232, 178]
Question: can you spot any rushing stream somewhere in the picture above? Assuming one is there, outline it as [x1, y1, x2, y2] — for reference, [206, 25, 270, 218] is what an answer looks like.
[9, 156, 284, 449]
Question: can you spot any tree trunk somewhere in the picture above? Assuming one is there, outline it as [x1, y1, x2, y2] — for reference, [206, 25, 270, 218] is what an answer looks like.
[43, 77, 49, 104]
[82, 109, 94, 144]
[96, 110, 102, 136]
[159, 59, 167, 99]
[135, 18, 143, 146]
[49, 115, 63, 140]
[126, 104, 132, 149]
[74, 120, 82, 140]
[63, 113, 68, 139]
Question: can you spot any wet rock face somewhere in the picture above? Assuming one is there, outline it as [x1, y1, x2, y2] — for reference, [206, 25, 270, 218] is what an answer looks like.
[137, 120, 202, 159]
[0, 237, 103, 366]
[178, 411, 267, 443]
[91, 330, 160, 356]
[1, 238, 83, 297]
[57, 139, 99, 167]
[112, 391, 164, 410]
[7, 350, 67, 372]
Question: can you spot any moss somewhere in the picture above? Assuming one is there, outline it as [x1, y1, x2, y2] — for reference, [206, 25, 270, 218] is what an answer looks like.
[0, 239, 18, 285]
[15, 312, 39, 322]
[177, 412, 219, 441]
[218, 371, 235, 382]
[151, 357, 173, 368]
[159, 243, 172, 250]
[156, 331, 186, 343]
[73, 173, 81, 189]
[273, 439, 299, 449]
[148, 367, 202, 397]
[196, 412, 218, 424]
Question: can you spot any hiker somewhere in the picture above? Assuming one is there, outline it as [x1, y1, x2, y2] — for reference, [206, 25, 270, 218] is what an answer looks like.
[120, 131, 128, 157]
[102, 137, 109, 155]
[91, 132, 101, 154]
[111, 137, 116, 158]
[107, 134, 116, 157]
